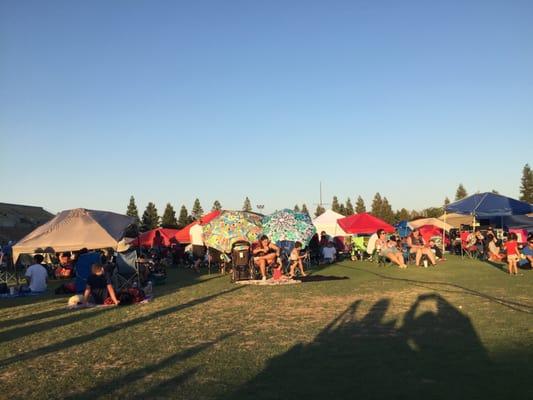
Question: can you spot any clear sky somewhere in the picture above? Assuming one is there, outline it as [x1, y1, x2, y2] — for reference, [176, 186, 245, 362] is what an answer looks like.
[1, 0, 532, 215]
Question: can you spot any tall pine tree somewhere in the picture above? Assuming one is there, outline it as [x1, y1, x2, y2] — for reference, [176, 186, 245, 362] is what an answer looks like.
[331, 196, 341, 213]
[444, 197, 451, 206]
[381, 197, 394, 223]
[141, 202, 159, 231]
[293, 204, 300, 212]
[126, 195, 140, 224]
[211, 200, 222, 211]
[345, 198, 354, 216]
[394, 208, 410, 223]
[314, 204, 326, 217]
[177, 205, 189, 229]
[455, 184, 468, 200]
[191, 198, 204, 220]
[371, 193, 383, 218]
[242, 197, 252, 212]
[161, 203, 178, 228]
[301, 204, 309, 215]
[519, 163, 533, 203]
[355, 196, 366, 213]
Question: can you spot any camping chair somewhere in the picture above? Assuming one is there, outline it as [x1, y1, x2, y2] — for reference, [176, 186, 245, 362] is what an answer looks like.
[460, 231, 478, 259]
[350, 236, 367, 261]
[114, 249, 141, 290]
[74, 252, 101, 293]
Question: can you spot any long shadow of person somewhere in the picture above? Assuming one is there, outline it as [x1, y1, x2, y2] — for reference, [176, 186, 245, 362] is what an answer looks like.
[222, 293, 511, 400]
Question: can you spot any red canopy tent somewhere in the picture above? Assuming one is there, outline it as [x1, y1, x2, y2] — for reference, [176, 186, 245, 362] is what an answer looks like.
[337, 213, 394, 235]
[418, 225, 450, 245]
[175, 210, 221, 243]
[132, 228, 180, 248]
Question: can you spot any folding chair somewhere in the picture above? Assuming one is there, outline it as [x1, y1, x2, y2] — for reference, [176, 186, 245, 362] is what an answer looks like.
[351, 236, 368, 261]
[460, 231, 478, 259]
[74, 252, 101, 293]
[114, 249, 141, 290]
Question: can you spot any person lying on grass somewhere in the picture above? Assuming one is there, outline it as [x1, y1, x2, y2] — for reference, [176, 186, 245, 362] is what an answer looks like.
[83, 263, 119, 305]
[289, 241, 307, 278]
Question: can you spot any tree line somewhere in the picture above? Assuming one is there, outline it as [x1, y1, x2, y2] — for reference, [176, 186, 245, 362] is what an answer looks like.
[128, 163, 533, 230]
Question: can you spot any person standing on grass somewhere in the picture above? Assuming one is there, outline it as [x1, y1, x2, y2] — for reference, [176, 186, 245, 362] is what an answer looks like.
[289, 241, 307, 278]
[189, 219, 205, 274]
[504, 233, 519, 275]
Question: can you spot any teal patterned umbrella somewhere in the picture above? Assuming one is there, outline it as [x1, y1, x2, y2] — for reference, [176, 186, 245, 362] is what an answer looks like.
[262, 209, 316, 246]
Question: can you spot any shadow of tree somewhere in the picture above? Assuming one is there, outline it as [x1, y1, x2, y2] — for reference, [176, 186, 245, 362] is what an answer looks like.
[0, 286, 242, 369]
[222, 293, 531, 400]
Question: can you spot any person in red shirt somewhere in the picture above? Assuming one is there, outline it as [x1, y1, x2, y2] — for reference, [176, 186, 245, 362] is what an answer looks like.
[504, 233, 519, 276]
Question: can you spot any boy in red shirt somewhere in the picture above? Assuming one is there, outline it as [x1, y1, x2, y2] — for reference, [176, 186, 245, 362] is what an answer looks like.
[504, 233, 519, 275]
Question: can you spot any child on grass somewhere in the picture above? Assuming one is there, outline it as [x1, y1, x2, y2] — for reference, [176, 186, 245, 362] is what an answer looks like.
[504, 233, 519, 276]
[289, 241, 307, 278]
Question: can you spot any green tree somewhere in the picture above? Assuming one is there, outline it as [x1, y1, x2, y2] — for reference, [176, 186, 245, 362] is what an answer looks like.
[491, 189, 499, 194]
[519, 163, 533, 203]
[141, 202, 159, 231]
[381, 197, 394, 223]
[242, 197, 252, 212]
[191, 198, 204, 220]
[293, 204, 300, 212]
[455, 184, 468, 200]
[301, 204, 309, 215]
[355, 196, 366, 213]
[212, 200, 222, 212]
[371, 193, 383, 218]
[314, 204, 326, 217]
[177, 205, 189, 229]
[345, 198, 354, 216]
[331, 196, 341, 213]
[126, 195, 140, 224]
[423, 207, 443, 218]
[338, 203, 346, 216]
[394, 208, 410, 223]
[444, 197, 451, 206]
[161, 203, 178, 228]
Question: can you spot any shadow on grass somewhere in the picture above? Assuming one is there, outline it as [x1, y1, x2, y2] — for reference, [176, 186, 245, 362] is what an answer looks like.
[0, 286, 243, 369]
[342, 264, 533, 314]
[0, 307, 73, 330]
[0, 306, 116, 343]
[222, 293, 531, 400]
[63, 333, 234, 400]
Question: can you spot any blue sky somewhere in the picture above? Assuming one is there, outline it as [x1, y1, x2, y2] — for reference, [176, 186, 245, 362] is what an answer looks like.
[1, 0, 532, 215]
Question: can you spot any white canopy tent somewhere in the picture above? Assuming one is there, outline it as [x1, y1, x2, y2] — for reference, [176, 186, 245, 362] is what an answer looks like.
[312, 209, 348, 237]
[409, 217, 453, 231]
[12, 208, 134, 262]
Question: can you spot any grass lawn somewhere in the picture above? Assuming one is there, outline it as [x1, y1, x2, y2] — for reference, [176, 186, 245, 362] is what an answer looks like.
[1, 256, 532, 400]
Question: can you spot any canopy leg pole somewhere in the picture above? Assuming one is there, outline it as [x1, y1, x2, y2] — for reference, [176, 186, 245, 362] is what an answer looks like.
[442, 212, 446, 257]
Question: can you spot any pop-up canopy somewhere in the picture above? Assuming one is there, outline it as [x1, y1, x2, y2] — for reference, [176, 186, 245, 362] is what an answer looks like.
[12, 208, 134, 262]
[131, 227, 180, 247]
[312, 209, 348, 237]
[175, 210, 221, 243]
[409, 217, 453, 232]
[445, 192, 532, 217]
[337, 213, 394, 235]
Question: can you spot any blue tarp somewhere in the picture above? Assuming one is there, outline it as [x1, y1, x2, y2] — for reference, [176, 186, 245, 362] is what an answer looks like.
[486, 215, 533, 231]
[445, 192, 533, 217]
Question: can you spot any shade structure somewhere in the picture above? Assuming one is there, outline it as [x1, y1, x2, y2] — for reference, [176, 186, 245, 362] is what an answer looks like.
[418, 225, 444, 242]
[337, 213, 394, 235]
[438, 213, 472, 228]
[445, 192, 533, 217]
[12, 208, 134, 262]
[131, 228, 180, 248]
[312, 209, 348, 237]
[262, 209, 316, 246]
[409, 217, 453, 232]
[175, 210, 221, 243]
[203, 211, 263, 253]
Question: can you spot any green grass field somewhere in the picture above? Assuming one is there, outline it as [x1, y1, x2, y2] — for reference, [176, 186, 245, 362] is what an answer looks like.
[1, 256, 532, 400]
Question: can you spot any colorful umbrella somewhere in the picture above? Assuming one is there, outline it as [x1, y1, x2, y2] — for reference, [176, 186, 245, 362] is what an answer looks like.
[262, 209, 316, 246]
[203, 210, 263, 253]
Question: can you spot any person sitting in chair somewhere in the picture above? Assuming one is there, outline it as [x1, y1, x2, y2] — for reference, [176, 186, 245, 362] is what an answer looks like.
[24, 254, 48, 293]
[376, 232, 407, 268]
[487, 234, 505, 262]
[83, 263, 119, 305]
[253, 235, 280, 281]
[407, 229, 436, 267]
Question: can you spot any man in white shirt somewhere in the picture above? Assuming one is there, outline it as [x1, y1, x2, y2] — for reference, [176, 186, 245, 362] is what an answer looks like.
[25, 254, 48, 292]
[189, 219, 205, 273]
[322, 242, 337, 264]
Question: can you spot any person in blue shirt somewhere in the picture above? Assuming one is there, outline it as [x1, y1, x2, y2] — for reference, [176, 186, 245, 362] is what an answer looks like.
[519, 238, 533, 268]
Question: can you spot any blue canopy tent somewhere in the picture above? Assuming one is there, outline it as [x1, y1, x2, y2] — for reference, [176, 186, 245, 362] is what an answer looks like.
[445, 192, 533, 218]
[444, 192, 533, 256]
